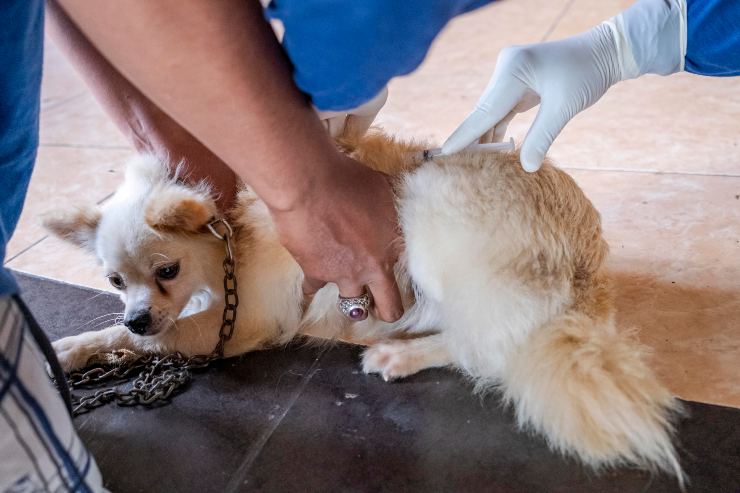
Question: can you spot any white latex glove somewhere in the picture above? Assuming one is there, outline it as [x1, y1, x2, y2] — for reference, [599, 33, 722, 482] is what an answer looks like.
[443, 0, 687, 172]
[316, 86, 389, 139]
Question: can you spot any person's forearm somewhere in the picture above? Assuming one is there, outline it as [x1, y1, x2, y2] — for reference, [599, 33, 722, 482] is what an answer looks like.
[56, 0, 339, 212]
[46, 0, 238, 210]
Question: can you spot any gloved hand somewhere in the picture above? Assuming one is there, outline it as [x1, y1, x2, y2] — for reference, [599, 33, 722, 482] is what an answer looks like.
[442, 0, 686, 172]
[316, 87, 389, 139]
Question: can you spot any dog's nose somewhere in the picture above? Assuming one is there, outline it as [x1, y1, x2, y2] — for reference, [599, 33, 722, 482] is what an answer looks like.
[124, 310, 152, 335]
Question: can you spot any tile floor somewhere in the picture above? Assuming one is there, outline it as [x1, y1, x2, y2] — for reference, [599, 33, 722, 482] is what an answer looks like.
[6, 0, 739, 407]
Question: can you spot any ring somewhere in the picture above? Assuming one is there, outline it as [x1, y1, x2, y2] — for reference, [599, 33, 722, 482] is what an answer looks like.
[337, 292, 373, 321]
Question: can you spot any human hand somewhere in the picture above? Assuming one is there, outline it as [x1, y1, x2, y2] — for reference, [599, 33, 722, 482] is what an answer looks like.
[316, 87, 389, 139]
[442, 0, 686, 172]
[269, 152, 404, 323]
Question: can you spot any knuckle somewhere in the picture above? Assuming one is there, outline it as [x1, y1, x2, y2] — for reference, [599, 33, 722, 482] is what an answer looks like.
[499, 44, 533, 64]
[378, 306, 404, 323]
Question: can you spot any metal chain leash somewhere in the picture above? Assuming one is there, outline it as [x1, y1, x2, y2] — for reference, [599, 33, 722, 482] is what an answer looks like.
[208, 218, 239, 358]
[64, 218, 238, 416]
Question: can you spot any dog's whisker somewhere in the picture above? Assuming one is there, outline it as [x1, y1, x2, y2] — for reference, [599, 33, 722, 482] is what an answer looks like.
[187, 316, 206, 345]
[89, 318, 122, 330]
[73, 312, 124, 331]
[85, 291, 111, 303]
[88, 318, 121, 331]
[82, 311, 122, 325]
[166, 317, 183, 347]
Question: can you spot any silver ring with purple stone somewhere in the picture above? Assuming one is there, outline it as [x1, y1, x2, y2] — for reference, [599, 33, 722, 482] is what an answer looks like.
[337, 292, 373, 321]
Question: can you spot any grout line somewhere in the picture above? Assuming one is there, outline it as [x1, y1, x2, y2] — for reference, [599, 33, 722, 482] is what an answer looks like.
[39, 143, 131, 151]
[95, 192, 116, 205]
[40, 92, 87, 113]
[224, 346, 329, 492]
[540, 0, 576, 42]
[560, 166, 740, 178]
[4, 236, 49, 265]
[4, 191, 116, 266]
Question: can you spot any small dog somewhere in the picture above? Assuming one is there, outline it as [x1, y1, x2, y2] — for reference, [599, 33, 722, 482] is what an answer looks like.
[45, 131, 683, 483]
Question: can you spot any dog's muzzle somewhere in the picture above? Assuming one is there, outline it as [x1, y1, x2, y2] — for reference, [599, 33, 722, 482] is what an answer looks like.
[124, 310, 152, 335]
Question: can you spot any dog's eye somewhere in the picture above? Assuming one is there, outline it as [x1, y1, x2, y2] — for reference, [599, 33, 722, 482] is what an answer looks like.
[155, 262, 180, 280]
[107, 274, 125, 290]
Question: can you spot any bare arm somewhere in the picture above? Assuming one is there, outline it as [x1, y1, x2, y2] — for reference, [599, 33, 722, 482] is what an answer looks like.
[57, 0, 338, 209]
[46, 0, 238, 210]
[56, 0, 403, 321]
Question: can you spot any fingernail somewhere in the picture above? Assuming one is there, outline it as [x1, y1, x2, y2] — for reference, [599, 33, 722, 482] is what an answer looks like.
[521, 159, 542, 173]
[519, 150, 543, 172]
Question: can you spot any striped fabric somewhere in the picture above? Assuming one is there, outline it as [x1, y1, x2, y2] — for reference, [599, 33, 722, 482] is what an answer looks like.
[0, 297, 105, 493]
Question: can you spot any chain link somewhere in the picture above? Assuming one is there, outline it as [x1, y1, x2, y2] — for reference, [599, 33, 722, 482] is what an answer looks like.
[63, 218, 238, 416]
[210, 217, 239, 358]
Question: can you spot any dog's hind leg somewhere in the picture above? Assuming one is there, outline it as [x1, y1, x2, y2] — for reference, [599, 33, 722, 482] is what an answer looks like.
[362, 333, 451, 381]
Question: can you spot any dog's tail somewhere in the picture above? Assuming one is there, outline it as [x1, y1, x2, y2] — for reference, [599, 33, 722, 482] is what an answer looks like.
[500, 311, 685, 486]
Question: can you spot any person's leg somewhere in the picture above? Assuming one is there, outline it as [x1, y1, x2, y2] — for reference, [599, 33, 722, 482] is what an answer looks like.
[1, 3, 106, 490]
[46, 0, 238, 210]
[0, 297, 106, 492]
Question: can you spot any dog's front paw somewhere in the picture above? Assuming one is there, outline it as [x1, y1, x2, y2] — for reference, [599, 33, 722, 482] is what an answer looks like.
[52, 336, 96, 372]
[362, 342, 420, 382]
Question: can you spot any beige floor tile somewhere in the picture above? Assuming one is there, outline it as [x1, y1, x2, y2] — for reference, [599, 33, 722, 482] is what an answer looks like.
[40, 92, 129, 148]
[4, 146, 133, 259]
[377, 0, 571, 142]
[538, 0, 740, 175]
[570, 169, 740, 407]
[545, 0, 630, 36]
[379, 0, 740, 176]
[550, 74, 740, 176]
[8, 236, 113, 293]
[40, 30, 128, 148]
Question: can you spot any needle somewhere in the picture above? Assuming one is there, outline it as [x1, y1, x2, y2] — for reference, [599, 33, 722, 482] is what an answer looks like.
[422, 137, 515, 160]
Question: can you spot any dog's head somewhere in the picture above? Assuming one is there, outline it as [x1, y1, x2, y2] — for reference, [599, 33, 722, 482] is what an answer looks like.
[44, 155, 223, 336]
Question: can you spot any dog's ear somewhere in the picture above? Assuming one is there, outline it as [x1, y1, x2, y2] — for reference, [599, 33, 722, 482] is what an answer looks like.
[145, 188, 217, 234]
[42, 206, 101, 252]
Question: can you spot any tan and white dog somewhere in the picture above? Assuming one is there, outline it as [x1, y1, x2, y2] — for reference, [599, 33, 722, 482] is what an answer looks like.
[45, 131, 684, 483]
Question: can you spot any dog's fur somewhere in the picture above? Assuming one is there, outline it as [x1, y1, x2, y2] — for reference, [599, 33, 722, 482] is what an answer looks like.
[45, 131, 684, 484]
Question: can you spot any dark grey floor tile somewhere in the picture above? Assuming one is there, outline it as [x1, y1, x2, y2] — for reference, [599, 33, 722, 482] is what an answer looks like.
[15, 272, 326, 492]
[16, 271, 124, 341]
[244, 343, 740, 493]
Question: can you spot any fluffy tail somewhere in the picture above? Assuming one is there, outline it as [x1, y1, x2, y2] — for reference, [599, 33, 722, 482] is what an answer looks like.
[501, 312, 685, 486]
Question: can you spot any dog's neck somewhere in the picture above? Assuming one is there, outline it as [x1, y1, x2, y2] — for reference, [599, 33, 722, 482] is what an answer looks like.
[213, 197, 306, 351]
[210, 133, 428, 350]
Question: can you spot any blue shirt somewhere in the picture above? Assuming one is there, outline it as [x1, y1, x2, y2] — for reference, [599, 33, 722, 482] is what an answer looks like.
[1, 0, 739, 296]
[685, 0, 740, 76]
[266, 0, 494, 111]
